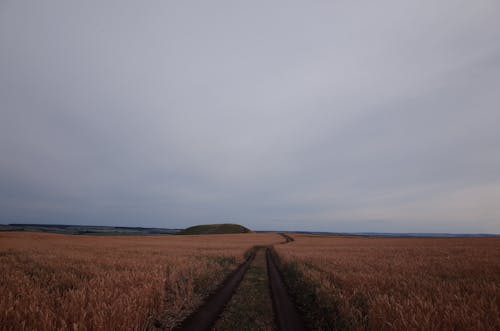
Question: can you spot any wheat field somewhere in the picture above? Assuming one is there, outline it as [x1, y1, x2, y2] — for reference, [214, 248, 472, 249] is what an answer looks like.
[3, 232, 499, 331]
[0, 232, 281, 331]
[276, 235, 500, 331]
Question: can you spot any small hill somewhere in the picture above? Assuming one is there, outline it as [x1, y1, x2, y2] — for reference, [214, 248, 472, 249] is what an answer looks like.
[177, 223, 251, 235]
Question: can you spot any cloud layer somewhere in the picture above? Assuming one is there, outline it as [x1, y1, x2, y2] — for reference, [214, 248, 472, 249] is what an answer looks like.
[1, 0, 499, 232]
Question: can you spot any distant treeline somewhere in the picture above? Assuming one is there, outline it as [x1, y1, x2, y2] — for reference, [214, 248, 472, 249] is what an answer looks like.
[0, 224, 181, 236]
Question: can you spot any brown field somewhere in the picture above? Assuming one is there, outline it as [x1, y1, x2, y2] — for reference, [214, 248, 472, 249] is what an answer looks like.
[0, 232, 282, 331]
[275, 235, 500, 331]
[3, 232, 499, 331]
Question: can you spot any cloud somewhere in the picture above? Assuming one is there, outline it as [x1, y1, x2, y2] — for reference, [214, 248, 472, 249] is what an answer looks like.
[1, 0, 499, 232]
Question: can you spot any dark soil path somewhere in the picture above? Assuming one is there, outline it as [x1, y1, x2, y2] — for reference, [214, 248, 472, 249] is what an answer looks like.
[172, 252, 256, 331]
[213, 248, 276, 331]
[173, 234, 305, 331]
[279, 233, 294, 243]
[267, 248, 305, 331]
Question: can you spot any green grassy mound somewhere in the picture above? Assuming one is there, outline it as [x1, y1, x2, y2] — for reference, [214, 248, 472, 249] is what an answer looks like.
[177, 223, 251, 235]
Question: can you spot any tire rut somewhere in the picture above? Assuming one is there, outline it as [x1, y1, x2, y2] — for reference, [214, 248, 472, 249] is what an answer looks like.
[213, 248, 276, 331]
[173, 233, 304, 331]
[267, 246, 305, 331]
[173, 252, 256, 331]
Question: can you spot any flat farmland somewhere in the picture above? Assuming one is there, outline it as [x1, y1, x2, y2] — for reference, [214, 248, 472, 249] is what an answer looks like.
[0, 232, 282, 330]
[3, 232, 499, 331]
[275, 235, 500, 330]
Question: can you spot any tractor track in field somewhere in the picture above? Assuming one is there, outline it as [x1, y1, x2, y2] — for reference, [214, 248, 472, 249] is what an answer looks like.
[268, 234, 305, 331]
[267, 247, 305, 331]
[172, 252, 256, 331]
[279, 233, 294, 244]
[173, 233, 304, 331]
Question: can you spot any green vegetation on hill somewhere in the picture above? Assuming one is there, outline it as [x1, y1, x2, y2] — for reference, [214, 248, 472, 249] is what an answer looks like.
[177, 224, 251, 235]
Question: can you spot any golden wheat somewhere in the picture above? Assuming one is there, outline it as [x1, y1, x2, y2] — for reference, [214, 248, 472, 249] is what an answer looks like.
[276, 235, 500, 331]
[0, 232, 282, 331]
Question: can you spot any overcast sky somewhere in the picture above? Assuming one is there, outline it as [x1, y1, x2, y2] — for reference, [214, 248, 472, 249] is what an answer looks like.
[1, 1, 499, 232]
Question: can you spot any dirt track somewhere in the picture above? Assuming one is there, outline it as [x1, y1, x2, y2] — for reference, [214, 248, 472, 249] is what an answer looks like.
[279, 233, 294, 243]
[173, 234, 304, 331]
[173, 252, 256, 331]
[267, 247, 305, 331]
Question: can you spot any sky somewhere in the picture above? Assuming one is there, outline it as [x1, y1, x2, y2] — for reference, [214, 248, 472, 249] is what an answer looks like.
[1, 1, 499, 233]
